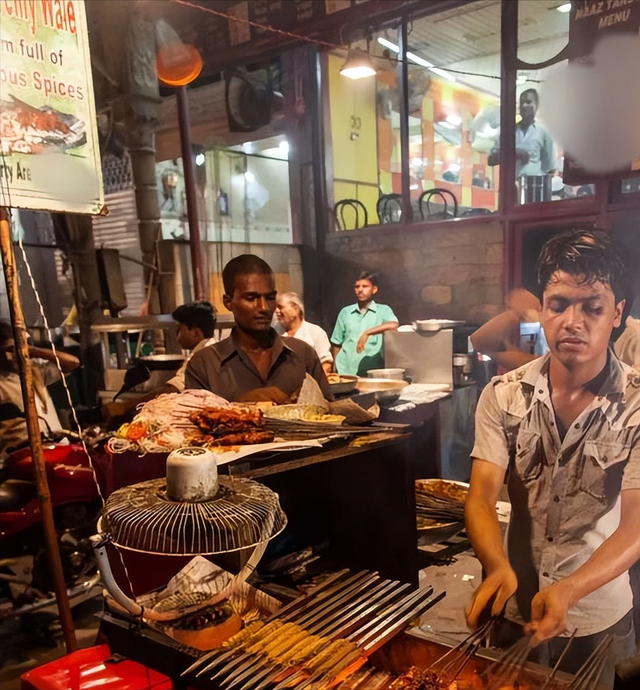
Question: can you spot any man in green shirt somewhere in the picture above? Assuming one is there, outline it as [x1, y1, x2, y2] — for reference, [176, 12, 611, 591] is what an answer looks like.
[330, 272, 399, 376]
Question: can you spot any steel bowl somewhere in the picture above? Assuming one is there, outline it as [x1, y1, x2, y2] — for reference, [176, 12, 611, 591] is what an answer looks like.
[413, 319, 465, 332]
[328, 374, 358, 396]
[356, 378, 409, 406]
[367, 368, 406, 379]
[136, 354, 185, 371]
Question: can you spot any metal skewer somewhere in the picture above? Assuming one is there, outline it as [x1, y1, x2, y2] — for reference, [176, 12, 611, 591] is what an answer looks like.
[565, 634, 613, 690]
[183, 569, 356, 676]
[220, 579, 399, 689]
[539, 628, 577, 690]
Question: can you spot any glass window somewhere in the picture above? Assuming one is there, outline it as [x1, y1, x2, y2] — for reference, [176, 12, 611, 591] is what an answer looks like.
[155, 134, 292, 244]
[515, 1, 594, 205]
[407, 3, 501, 217]
[327, 27, 401, 228]
[621, 177, 640, 194]
[325, 2, 502, 228]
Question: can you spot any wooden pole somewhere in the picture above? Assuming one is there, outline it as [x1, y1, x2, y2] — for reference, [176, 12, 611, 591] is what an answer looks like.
[0, 207, 77, 654]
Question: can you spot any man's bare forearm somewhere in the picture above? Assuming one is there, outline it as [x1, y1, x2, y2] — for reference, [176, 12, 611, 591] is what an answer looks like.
[362, 321, 399, 338]
[29, 345, 80, 373]
[466, 489, 508, 572]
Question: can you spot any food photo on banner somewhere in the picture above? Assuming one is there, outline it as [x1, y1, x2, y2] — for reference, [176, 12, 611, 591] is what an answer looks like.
[0, 0, 104, 214]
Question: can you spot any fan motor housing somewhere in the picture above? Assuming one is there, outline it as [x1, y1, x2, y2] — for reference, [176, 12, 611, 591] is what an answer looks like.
[166, 447, 218, 502]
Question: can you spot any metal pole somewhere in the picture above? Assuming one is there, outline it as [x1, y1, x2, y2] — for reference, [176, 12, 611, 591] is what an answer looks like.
[176, 85, 205, 301]
[398, 21, 413, 223]
[0, 207, 77, 653]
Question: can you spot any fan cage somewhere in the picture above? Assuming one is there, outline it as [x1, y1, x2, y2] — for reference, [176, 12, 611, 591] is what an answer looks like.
[100, 476, 287, 556]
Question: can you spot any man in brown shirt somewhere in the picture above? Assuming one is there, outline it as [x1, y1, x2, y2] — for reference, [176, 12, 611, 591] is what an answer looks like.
[185, 255, 331, 402]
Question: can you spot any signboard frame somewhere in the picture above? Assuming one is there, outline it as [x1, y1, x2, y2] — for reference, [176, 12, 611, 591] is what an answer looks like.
[0, 0, 104, 214]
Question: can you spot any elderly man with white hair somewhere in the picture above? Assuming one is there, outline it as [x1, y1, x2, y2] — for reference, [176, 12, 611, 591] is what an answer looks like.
[275, 292, 333, 375]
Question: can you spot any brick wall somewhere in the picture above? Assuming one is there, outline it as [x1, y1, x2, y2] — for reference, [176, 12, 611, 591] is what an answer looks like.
[322, 220, 504, 330]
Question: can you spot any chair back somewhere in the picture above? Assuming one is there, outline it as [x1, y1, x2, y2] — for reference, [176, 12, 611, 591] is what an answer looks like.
[376, 194, 403, 224]
[418, 188, 459, 220]
[334, 199, 368, 230]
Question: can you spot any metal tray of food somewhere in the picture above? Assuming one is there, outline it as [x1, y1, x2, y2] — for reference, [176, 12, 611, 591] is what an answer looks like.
[327, 373, 359, 396]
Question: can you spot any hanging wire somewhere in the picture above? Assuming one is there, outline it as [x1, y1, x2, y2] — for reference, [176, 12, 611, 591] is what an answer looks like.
[169, 0, 518, 84]
[0, 153, 106, 504]
[171, 0, 343, 50]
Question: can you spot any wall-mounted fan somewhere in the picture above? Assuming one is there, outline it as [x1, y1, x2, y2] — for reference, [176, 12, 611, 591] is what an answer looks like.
[224, 66, 274, 132]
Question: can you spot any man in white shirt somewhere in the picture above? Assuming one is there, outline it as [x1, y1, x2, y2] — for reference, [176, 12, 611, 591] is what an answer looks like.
[489, 88, 554, 178]
[102, 301, 217, 422]
[166, 301, 217, 391]
[275, 292, 333, 375]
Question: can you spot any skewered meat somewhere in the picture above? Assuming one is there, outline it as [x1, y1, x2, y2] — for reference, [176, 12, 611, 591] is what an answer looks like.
[213, 430, 275, 446]
[389, 668, 450, 690]
[221, 620, 265, 649]
[190, 406, 265, 434]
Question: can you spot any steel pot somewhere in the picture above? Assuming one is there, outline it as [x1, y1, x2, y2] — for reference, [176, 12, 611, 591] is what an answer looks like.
[517, 174, 552, 204]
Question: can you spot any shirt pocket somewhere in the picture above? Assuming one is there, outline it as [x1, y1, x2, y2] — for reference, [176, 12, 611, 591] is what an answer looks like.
[514, 430, 543, 484]
[580, 436, 629, 501]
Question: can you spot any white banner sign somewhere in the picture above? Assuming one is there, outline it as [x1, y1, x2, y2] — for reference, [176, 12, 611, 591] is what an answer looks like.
[0, 0, 104, 214]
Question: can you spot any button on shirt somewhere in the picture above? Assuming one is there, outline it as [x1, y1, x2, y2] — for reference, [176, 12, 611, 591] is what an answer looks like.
[330, 301, 398, 376]
[472, 352, 640, 635]
[185, 328, 332, 402]
[516, 122, 554, 177]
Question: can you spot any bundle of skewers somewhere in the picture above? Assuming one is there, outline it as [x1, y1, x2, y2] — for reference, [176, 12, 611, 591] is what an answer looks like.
[183, 570, 445, 690]
[389, 623, 612, 690]
[415, 480, 467, 529]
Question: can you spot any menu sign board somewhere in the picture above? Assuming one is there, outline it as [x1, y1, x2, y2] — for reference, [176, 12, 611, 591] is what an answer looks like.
[0, 0, 104, 214]
[564, 0, 640, 184]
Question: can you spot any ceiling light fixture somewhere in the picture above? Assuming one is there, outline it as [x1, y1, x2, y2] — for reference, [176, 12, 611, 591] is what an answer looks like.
[376, 39, 456, 82]
[340, 47, 376, 79]
[430, 67, 456, 82]
[377, 37, 400, 53]
[556, 3, 572, 13]
[406, 51, 433, 68]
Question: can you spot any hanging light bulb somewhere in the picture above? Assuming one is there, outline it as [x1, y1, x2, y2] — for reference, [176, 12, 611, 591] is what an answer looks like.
[155, 19, 203, 86]
[340, 47, 376, 80]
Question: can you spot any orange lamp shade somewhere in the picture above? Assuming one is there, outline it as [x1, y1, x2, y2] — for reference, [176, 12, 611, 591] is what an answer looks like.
[156, 43, 203, 86]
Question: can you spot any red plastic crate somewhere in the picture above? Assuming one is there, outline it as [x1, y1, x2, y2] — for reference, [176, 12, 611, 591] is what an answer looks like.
[21, 644, 173, 690]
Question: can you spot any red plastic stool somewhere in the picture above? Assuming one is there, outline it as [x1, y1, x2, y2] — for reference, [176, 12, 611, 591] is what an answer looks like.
[21, 644, 173, 690]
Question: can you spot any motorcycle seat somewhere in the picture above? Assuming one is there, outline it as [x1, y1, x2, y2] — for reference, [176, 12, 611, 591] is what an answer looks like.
[0, 479, 37, 512]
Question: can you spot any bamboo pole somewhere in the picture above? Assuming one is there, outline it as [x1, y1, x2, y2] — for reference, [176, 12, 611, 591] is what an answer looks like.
[0, 207, 77, 654]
